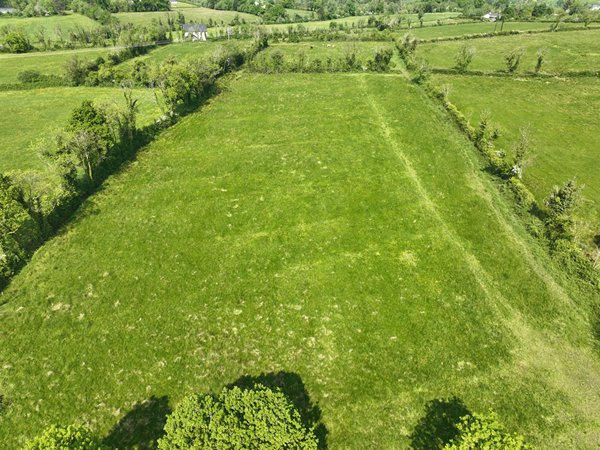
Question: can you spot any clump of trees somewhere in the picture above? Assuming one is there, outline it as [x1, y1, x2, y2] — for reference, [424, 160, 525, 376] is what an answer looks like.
[22, 424, 107, 450]
[0, 30, 32, 53]
[158, 384, 318, 449]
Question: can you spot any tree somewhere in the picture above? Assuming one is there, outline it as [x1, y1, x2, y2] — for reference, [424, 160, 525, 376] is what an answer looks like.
[1, 31, 33, 53]
[534, 48, 546, 73]
[23, 424, 106, 450]
[444, 413, 531, 449]
[545, 178, 581, 241]
[158, 385, 319, 449]
[454, 46, 475, 72]
[510, 127, 531, 179]
[505, 47, 524, 73]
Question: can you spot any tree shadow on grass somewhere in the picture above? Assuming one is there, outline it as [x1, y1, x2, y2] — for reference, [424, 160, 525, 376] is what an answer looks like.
[410, 396, 471, 450]
[228, 371, 328, 449]
[103, 395, 171, 450]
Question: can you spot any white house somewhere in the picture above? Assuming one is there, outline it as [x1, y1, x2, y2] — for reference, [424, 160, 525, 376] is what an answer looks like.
[482, 12, 500, 21]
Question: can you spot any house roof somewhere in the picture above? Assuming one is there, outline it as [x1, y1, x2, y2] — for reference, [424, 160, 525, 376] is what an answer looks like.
[182, 24, 208, 32]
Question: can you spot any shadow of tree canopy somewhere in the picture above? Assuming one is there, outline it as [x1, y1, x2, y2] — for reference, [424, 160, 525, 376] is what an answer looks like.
[103, 395, 171, 450]
[410, 396, 471, 450]
[228, 371, 328, 449]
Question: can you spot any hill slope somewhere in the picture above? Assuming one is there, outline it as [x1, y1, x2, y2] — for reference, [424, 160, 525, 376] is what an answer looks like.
[0, 73, 599, 449]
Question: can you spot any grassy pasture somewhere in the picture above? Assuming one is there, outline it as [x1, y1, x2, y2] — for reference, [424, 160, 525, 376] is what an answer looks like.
[0, 87, 160, 172]
[0, 47, 111, 85]
[257, 11, 461, 32]
[418, 28, 600, 73]
[116, 40, 249, 66]
[0, 12, 98, 42]
[261, 41, 399, 67]
[0, 73, 599, 449]
[433, 74, 600, 242]
[399, 20, 585, 40]
[285, 8, 317, 20]
[113, 6, 260, 27]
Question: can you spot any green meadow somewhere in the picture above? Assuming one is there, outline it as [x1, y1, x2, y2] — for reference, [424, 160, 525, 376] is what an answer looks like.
[113, 6, 260, 27]
[261, 41, 399, 67]
[418, 28, 600, 73]
[433, 74, 600, 242]
[402, 19, 585, 40]
[1, 73, 599, 449]
[0, 87, 160, 172]
[0, 12, 99, 42]
[0, 48, 111, 85]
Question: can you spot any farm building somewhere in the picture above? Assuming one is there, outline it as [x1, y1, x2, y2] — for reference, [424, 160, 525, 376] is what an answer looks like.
[182, 24, 208, 41]
[482, 12, 499, 21]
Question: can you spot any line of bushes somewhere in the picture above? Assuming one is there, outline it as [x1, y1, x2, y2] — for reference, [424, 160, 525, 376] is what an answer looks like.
[0, 36, 268, 289]
[248, 46, 394, 73]
[395, 34, 599, 287]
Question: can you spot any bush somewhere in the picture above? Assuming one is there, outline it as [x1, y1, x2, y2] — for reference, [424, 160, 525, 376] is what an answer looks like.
[17, 70, 42, 83]
[505, 48, 525, 73]
[22, 424, 106, 450]
[444, 413, 531, 449]
[367, 48, 393, 72]
[454, 46, 475, 72]
[158, 384, 319, 449]
[1, 31, 33, 53]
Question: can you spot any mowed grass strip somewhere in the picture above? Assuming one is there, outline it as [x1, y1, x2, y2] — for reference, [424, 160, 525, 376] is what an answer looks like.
[0, 74, 599, 449]
[418, 28, 600, 73]
[0, 87, 160, 172]
[433, 74, 600, 242]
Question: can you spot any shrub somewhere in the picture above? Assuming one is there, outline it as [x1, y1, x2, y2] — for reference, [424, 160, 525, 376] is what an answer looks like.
[158, 385, 319, 449]
[505, 48, 525, 73]
[454, 46, 475, 72]
[22, 424, 106, 450]
[545, 178, 581, 241]
[535, 48, 547, 73]
[444, 413, 531, 449]
[17, 70, 42, 83]
[1, 31, 33, 53]
[367, 48, 393, 72]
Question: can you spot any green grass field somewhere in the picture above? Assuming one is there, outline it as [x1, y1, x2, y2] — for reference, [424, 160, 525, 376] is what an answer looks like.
[256, 11, 461, 32]
[285, 8, 317, 20]
[400, 20, 585, 40]
[0, 48, 112, 85]
[0, 12, 99, 43]
[418, 28, 600, 73]
[260, 41, 399, 67]
[113, 6, 260, 27]
[0, 87, 160, 172]
[1, 73, 599, 449]
[115, 40, 249, 71]
[433, 74, 600, 242]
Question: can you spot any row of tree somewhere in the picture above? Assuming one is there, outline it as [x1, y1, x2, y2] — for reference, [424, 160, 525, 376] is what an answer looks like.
[21, 384, 530, 449]
[4, 0, 169, 17]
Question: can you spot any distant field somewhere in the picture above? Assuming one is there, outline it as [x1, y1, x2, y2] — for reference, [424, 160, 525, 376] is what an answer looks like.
[285, 8, 316, 20]
[260, 41, 399, 67]
[434, 74, 600, 241]
[0, 13, 98, 43]
[114, 40, 250, 75]
[113, 6, 260, 27]
[1, 73, 599, 449]
[0, 87, 160, 172]
[257, 11, 461, 32]
[0, 48, 111, 85]
[418, 28, 600, 73]
[400, 20, 585, 40]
